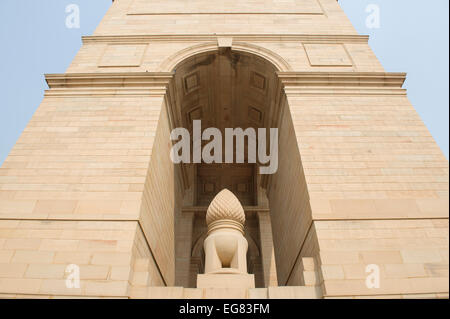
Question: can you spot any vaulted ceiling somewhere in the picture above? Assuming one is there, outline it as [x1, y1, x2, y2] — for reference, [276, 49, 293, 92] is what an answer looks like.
[170, 50, 280, 204]
[172, 50, 279, 134]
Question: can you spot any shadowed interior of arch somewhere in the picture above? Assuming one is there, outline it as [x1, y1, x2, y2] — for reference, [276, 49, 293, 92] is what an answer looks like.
[168, 49, 283, 288]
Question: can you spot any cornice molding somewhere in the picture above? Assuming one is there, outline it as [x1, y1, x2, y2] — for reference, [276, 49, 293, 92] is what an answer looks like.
[43, 71, 407, 97]
[45, 72, 174, 96]
[45, 72, 174, 88]
[277, 72, 407, 95]
[278, 72, 406, 87]
[82, 34, 369, 44]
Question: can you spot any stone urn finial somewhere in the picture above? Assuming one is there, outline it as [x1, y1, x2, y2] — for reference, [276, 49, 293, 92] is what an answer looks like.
[203, 189, 249, 274]
[206, 189, 245, 234]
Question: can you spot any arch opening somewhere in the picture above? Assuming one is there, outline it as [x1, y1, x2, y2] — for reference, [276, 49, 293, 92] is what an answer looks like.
[165, 48, 299, 288]
[160, 42, 292, 72]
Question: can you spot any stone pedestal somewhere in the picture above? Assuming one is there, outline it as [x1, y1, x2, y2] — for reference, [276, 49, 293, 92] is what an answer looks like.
[197, 274, 255, 289]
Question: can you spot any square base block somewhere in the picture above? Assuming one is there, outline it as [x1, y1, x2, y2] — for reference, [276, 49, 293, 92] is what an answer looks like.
[197, 274, 255, 289]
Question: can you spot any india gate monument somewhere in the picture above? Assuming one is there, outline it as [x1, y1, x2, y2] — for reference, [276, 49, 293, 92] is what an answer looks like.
[0, 0, 448, 299]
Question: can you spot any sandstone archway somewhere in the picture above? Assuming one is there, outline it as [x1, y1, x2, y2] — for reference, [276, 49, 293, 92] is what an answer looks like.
[158, 47, 312, 288]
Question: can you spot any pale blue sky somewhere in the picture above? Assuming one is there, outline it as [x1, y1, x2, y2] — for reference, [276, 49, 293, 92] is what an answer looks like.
[340, 0, 449, 159]
[0, 0, 448, 165]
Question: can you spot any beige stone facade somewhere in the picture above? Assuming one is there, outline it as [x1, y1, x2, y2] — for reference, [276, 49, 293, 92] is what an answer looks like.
[0, 0, 448, 299]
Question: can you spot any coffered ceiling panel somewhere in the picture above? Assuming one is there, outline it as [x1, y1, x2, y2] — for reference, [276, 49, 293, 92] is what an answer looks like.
[173, 50, 277, 133]
[196, 163, 256, 206]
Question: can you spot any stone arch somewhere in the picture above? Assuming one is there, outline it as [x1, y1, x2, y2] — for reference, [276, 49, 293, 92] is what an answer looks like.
[165, 46, 310, 289]
[159, 41, 292, 72]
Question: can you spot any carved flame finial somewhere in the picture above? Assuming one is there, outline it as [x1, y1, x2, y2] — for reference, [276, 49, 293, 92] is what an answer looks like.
[206, 189, 245, 226]
[201, 188, 250, 277]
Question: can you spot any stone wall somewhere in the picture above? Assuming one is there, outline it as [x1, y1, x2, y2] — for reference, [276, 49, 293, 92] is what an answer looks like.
[0, 219, 136, 298]
[317, 219, 448, 298]
[0, 82, 175, 297]
[93, 0, 357, 36]
[0, 0, 448, 299]
[139, 97, 183, 286]
[283, 87, 449, 298]
[266, 97, 313, 286]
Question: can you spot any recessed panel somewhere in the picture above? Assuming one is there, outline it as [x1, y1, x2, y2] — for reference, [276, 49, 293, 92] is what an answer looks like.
[251, 72, 267, 92]
[187, 106, 203, 123]
[204, 183, 215, 194]
[196, 164, 256, 206]
[237, 183, 248, 193]
[248, 106, 264, 125]
[98, 44, 147, 67]
[184, 73, 200, 94]
[304, 44, 353, 67]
